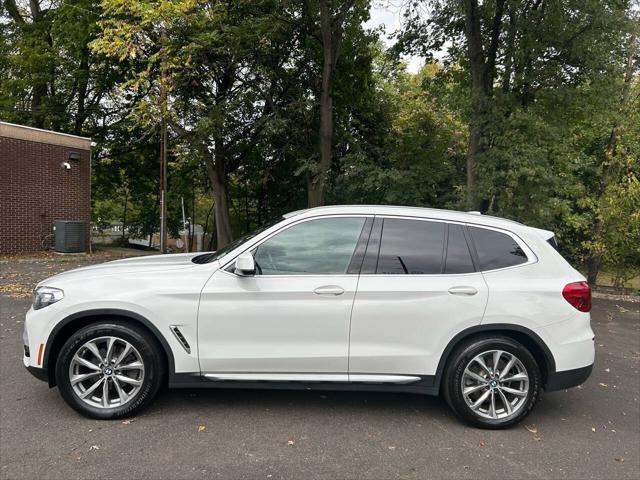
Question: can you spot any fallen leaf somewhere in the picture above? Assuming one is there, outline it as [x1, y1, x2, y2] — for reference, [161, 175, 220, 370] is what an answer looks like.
[0, 283, 32, 298]
[615, 457, 624, 463]
[525, 425, 538, 434]
[197, 425, 206, 433]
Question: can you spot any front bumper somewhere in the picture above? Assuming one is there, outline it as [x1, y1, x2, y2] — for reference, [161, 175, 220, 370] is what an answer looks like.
[545, 364, 593, 392]
[25, 364, 49, 383]
[24, 353, 49, 383]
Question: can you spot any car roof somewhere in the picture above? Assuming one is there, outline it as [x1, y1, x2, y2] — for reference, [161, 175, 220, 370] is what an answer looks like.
[285, 205, 552, 238]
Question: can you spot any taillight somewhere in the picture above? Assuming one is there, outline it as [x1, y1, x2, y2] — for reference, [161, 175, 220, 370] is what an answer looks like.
[562, 281, 591, 312]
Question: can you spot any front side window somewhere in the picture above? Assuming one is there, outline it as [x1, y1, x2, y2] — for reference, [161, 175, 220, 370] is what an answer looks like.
[376, 219, 445, 274]
[253, 217, 366, 275]
[469, 226, 528, 271]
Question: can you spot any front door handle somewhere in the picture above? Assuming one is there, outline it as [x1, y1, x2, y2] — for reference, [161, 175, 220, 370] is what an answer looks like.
[314, 285, 345, 296]
[448, 286, 478, 296]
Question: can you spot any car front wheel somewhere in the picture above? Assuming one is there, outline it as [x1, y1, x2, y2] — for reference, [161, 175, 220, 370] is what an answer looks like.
[443, 336, 541, 428]
[55, 322, 163, 419]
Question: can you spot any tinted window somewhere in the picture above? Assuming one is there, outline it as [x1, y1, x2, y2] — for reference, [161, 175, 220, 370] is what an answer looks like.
[469, 227, 528, 271]
[445, 224, 475, 274]
[253, 217, 365, 275]
[376, 219, 445, 274]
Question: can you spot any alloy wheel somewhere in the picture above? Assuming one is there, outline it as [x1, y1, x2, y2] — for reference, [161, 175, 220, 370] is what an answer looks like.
[461, 349, 530, 420]
[68, 336, 145, 409]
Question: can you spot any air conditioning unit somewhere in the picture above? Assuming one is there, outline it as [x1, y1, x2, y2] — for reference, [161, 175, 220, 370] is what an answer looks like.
[54, 220, 88, 253]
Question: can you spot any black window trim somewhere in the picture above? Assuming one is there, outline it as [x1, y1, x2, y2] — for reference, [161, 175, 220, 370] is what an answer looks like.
[220, 214, 375, 278]
[360, 217, 383, 274]
[443, 223, 478, 274]
[359, 215, 536, 276]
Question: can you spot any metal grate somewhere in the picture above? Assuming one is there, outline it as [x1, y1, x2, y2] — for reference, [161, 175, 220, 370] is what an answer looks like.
[54, 220, 87, 253]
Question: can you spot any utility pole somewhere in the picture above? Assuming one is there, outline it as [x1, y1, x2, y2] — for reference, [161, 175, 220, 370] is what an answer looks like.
[159, 115, 167, 253]
[159, 31, 168, 254]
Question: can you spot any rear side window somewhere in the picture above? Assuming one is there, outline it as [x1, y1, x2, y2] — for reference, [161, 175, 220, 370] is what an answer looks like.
[376, 219, 445, 274]
[469, 226, 528, 271]
[444, 224, 475, 274]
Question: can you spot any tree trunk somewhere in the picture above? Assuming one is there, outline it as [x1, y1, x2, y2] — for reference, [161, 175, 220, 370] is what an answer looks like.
[121, 188, 128, 243]
[74, 47, 90, 135]
[463, 0, 487, 211]
[466, 124, 481, 210]
[462, 0, 505, 211]
[308, 0, 336, 207]
[204, 142, 233, 248]
[212, 182, 232, 248]
[309, 79, 333, 207]
[586, 256, 600, 286]
[308, 0, 353, 207]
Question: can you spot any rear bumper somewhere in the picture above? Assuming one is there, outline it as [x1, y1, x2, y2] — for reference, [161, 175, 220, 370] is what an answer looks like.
[545, 364, 593, 392]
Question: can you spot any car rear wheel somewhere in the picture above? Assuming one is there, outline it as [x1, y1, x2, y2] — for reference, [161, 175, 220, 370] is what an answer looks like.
[443, 336, 541, 428]
[55, 322, 163, 419]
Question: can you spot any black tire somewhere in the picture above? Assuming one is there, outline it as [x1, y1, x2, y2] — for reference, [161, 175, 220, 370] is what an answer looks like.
[55, 322, 164, 419]
[442, 335, 541, 429]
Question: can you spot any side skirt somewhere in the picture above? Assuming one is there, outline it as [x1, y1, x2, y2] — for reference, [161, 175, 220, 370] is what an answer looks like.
[168, 373, 439, 395]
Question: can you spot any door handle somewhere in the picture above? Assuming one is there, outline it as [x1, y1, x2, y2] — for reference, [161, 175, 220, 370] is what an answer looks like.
[314, 285, 345, 296]
[448, 286, 478, 296]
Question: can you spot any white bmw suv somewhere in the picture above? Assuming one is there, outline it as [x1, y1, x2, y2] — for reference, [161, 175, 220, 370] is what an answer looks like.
[23, 206, 594, 428]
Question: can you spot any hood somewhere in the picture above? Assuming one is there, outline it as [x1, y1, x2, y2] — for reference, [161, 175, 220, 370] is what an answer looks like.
[39, 252, 212, 286]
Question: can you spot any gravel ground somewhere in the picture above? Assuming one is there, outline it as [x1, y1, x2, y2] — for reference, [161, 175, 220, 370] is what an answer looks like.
[1, 251, 639, 480]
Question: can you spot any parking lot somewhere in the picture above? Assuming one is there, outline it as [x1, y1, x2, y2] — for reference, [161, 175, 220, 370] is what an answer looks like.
[1, 252, 639, 479]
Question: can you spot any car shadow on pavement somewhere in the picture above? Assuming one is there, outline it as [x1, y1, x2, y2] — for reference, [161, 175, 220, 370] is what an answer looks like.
[135, 383, 583, 428]
[150, 387, 448, 416]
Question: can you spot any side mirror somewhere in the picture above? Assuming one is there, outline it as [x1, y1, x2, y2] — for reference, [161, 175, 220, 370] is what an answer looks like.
[234, 251, 255, 276]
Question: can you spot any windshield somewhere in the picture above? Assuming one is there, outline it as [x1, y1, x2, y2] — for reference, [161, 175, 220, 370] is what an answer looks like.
[191, 217, 284, 264]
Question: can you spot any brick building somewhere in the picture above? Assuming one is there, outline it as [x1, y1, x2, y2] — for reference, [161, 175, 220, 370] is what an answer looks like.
[0, 121, 92, 254]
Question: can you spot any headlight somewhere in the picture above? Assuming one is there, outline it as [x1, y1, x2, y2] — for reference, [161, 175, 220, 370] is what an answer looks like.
[33, 286, 64, 310]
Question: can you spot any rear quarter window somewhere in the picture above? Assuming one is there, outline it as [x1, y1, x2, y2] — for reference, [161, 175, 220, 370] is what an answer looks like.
[469, 226, 528, 271]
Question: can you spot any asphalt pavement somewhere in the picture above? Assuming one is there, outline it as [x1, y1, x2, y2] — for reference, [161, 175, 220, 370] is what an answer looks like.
[1, 254, 638, 479]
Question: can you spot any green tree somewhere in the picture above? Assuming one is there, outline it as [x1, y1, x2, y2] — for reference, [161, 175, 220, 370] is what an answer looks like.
[397, 0, 634, 210]
[1, 0, 120, 135]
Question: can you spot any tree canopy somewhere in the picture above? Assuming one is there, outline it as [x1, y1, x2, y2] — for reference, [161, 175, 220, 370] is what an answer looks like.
[1, 0, 638, 288]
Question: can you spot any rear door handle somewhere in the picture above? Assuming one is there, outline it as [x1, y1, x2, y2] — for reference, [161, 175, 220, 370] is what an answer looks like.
[448, 286, 478, 296]
[314, 285, 345, 296]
